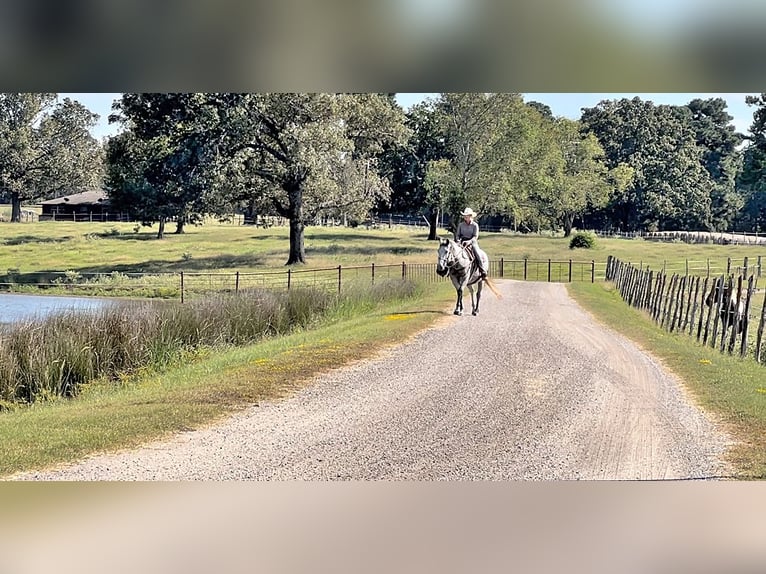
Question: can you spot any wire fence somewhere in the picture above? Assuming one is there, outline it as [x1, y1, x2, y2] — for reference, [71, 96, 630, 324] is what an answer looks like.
[0, 259, 602, 302]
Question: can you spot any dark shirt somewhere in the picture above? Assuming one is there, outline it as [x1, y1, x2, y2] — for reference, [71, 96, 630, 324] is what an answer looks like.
[455, 221, 479, 242]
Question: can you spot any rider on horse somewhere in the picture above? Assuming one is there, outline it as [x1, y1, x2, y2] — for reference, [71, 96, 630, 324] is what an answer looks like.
[455, 208, 488, 279]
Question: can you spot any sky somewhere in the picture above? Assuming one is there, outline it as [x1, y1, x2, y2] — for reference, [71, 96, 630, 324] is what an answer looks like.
[61, 93, 761, 141]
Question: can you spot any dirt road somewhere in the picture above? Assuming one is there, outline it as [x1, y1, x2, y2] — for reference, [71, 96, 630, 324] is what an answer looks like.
[12, 280, 733, 480]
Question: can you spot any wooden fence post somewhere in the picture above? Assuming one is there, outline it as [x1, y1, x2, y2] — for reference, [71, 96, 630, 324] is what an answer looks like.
[661, 275, 677, 329]
[756, 290, 766, 363]
[710, 276, 725, 349]
[727, 274, 743, 354]
[687, 276, 700, 335]
[591, 260, 595, 283]
[695, 276, 708, 341]
[740, 275, 754, 358]
[670, 276, 686, 332]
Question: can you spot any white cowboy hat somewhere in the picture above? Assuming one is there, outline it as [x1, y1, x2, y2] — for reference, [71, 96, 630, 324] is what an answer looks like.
[461, 208, 477, 217]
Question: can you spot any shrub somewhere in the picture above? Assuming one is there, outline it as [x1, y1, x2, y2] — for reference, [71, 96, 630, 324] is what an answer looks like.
[569, 231, 597, 249]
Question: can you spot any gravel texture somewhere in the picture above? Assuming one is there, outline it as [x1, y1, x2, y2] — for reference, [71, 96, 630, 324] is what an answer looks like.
[11, 280, 734, 480]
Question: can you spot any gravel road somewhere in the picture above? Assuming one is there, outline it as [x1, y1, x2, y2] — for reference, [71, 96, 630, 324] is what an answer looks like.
[12, 280, 734, 480]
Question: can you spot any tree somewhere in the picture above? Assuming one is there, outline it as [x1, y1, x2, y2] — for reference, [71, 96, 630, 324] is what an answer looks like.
[216, 93, 410, 264]
[105, 131, 178, 239]
[737, 94, 766, 231]
[426, 93, 540, 230]
[382, 100, 449, 240]
[108, 93, 225, 237]
[531, 118, 615, 237]
[0, 93, 103, 222]
[737, 144, 766, 232]
[581, 97, 714, 231]
[675, 98, 744, 230]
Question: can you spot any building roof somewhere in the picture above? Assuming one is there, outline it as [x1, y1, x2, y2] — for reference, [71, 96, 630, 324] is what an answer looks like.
[40, 190, 110, 206]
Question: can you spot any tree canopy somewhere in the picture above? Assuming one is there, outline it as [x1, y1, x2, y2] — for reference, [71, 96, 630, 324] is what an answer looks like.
[0, 93, 103, 222]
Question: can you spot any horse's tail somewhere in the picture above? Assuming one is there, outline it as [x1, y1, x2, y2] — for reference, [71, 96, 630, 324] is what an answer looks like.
[483, 276, 503, 299]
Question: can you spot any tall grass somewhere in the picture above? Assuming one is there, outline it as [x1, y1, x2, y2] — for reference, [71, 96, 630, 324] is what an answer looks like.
[0, 279, 417, 407]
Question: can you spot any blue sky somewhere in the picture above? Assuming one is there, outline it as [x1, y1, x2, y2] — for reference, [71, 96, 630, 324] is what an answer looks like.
[61, 93, 760, 140]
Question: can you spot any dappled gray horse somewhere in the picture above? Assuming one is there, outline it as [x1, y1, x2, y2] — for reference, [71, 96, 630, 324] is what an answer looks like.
[436, 238, 484, 316]
[705, 276, 746, 336]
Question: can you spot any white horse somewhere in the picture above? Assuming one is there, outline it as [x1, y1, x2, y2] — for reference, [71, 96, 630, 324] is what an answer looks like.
[436, 238, 488, 316]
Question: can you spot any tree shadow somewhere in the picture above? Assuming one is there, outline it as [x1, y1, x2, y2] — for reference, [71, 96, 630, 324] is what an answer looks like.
[306, 232, 409, 242]
[307, 244, 431, 257]
[1, 235, 73, 246]
[66, 254, 267, 274]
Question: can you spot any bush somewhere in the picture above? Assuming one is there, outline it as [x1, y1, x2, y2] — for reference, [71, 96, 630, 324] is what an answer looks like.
[569, 232, 597, 249]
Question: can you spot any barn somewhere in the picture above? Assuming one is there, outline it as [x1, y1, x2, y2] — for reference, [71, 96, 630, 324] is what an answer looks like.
[39, 190, 117, 221]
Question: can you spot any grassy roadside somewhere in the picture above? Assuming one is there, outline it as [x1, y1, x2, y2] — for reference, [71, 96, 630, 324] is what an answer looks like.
[568, 281, 766, 479]
[0, 283, 455, 478]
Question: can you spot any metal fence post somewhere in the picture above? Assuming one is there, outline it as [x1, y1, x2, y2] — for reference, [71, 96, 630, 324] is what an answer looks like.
[235, 271, 240, 294]
[547, 259, 551, 282]
[287, 268, 291, 290]
[338, 265, 342, 293]
[499, 257, 504, 278]
[568, 259, 572, 283]
[180, 271, 184, 303]
[402, 261, 406, 279]
[524, 258, 528, 281]
[371, 262, 375, 284]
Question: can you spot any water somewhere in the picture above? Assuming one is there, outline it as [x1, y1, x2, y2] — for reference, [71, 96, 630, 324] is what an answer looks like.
[0, 293, 115, 325]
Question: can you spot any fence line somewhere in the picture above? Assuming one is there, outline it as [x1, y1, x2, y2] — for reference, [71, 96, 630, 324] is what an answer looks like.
[0, 259, 601, 301]
[593, 229, 766, 246]
[605, 255, 766, 365]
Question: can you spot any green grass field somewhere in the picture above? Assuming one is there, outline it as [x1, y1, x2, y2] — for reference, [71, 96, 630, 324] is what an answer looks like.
[2, 219, 766, 478]
[1, 220, 764, 275]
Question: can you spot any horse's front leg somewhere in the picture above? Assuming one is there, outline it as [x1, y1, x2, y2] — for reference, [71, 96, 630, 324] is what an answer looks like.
[454, 287, 463, 315]
[472, 282, 483, 316]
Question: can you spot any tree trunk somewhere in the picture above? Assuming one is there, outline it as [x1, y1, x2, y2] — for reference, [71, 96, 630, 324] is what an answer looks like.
[563, 213, 574, 237]
[175, 218, 185, 234]
[244, 197, 257, 225]
[157, 217, 166, 239]
[287, 218, 305, 264]
[427, 208, 439, 240]
[11, 192, 21, 223]
[285, 181, 306, 265]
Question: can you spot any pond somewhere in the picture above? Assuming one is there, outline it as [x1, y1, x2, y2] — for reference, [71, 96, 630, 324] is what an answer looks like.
[0, 293, 116, 325]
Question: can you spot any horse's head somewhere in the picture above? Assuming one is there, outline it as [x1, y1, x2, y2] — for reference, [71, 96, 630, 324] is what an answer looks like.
[705, 281, 722, 307]
[436, 238, 452, 277]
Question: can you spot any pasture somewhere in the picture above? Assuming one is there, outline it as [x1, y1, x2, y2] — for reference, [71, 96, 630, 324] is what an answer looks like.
[2, 219, 766, 477]
[1, 220, 765, 276]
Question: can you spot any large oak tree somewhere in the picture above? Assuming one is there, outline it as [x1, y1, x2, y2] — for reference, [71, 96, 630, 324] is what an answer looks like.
[0, 93, 103, 222]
